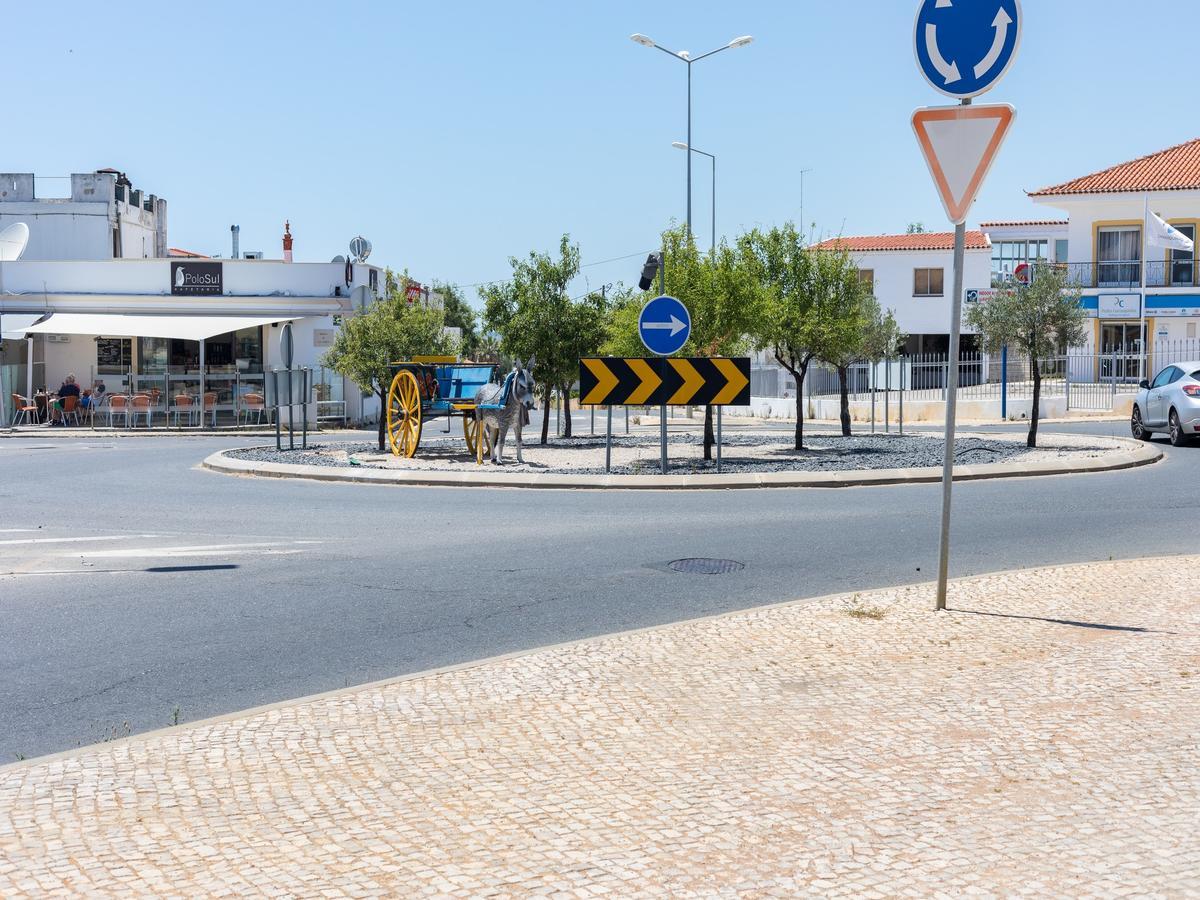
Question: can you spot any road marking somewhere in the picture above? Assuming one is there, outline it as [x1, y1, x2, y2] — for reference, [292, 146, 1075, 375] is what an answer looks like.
[66, 542, 318, 559]
[0, 534, 161, 546]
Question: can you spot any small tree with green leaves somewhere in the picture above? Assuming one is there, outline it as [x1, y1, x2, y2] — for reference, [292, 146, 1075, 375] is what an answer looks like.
[811, 249, 876, 436]
[481, 235, 591, 444]
[743, 223, 822, 450]
[965, 262, 1086, 447]
[324, 272, 454, 451]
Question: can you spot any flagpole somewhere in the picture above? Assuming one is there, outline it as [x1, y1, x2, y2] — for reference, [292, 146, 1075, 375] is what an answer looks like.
[1141, 194, 1148, 382]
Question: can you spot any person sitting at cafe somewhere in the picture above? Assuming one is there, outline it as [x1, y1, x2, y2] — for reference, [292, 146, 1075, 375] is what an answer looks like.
[81, 380, 105, 411]
[49, 374, 82, 425]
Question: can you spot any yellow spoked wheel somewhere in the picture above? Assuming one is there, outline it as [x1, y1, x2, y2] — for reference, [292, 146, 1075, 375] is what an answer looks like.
[386, 370, 423, 458]
[462, 415, 494, 459]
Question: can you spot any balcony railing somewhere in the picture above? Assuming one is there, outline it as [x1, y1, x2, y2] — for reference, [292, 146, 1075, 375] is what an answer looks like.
[1060, 260, 1199, 289]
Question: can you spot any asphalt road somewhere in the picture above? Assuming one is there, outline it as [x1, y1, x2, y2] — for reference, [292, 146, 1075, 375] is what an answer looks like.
[1, 419, 1196, 761]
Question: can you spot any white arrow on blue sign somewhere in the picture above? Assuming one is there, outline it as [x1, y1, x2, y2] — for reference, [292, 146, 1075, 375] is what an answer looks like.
[914, 0, 1021, 99]
[638, 295, 691, 356]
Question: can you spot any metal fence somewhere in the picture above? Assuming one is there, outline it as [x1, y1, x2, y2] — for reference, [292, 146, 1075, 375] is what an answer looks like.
[750, 339, 1200, 416]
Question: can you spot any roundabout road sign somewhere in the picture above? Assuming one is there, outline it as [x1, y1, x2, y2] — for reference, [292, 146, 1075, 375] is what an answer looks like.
[914, 0, 1021, 99]
[638, 295, 691, 356]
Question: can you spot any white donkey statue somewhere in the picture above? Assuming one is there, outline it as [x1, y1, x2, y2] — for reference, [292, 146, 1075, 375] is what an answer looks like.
[473, 359, 537, 464]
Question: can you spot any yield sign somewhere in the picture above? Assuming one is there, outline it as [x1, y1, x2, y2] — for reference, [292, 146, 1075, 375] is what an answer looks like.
[912, 103, 1015, 225]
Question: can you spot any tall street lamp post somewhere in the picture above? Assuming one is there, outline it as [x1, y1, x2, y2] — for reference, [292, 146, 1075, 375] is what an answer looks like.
[672, 142, 716, 250]
[630, 32, 752, 241]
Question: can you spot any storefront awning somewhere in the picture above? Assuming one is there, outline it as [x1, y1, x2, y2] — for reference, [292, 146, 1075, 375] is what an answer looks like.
[1, 313, 47, 340]
[22, 313, 298, 341]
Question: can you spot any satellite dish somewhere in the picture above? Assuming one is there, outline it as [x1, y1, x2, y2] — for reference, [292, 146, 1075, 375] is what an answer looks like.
[0, 222, 30, 261]
[350, 285, 372, 313]
[349, 236, 372, 262]
[331, 255, 346, 264]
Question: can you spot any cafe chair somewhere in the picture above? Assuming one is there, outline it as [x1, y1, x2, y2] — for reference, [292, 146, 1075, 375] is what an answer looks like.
[201, 391, 218, 428]
[172, 394, 197, 427]
[10, 394, 38, 427]
[240, 392, 267, 426]
[130, 394, 153, 428]
[59, 395, 82, 427]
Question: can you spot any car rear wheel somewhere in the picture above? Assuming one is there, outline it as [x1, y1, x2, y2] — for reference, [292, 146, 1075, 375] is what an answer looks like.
[1169, 409, 1191, 447]
[1131, 406, 1152, 441]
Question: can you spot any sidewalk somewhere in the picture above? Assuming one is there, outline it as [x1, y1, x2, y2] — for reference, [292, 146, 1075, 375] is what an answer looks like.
[3, 558, 1198, 896]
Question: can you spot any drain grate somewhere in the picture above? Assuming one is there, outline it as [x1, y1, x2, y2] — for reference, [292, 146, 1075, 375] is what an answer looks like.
[668, 558, 745, 575]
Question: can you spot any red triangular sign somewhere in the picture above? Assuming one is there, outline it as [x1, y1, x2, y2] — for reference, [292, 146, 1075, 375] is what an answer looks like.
[912, 104, 1015, 225]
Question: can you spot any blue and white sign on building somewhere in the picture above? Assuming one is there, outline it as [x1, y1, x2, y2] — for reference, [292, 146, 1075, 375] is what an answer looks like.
[914, 0, 1022, 99]
[638, 295, 691, 356]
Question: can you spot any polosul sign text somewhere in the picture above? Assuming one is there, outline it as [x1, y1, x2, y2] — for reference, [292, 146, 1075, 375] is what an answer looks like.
[171, 261, 223, 296]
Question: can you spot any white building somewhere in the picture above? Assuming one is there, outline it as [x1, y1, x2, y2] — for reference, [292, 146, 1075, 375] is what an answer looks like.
[0, 170, 167, 260]
[1029, 137, 1200, 356]
[1, 252, 384, 426]
[811, 231, 993, 355]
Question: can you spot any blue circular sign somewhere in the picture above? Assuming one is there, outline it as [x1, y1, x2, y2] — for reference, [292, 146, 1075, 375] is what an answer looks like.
[638, 295, 691, 356]
[914, 0, 1021, 99]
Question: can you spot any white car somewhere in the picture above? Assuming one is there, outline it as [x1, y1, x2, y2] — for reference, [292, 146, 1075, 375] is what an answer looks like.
[1131, 361, 1200, 446]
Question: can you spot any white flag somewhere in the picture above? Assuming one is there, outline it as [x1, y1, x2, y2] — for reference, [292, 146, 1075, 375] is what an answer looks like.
[1146, 209, 1195, 253]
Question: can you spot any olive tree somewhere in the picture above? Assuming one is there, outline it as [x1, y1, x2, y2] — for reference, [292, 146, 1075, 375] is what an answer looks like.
[965, 262, 1086, 447]
[324, 272, 455, 451]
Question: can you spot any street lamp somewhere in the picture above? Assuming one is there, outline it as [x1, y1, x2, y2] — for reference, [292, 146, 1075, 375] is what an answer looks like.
[672, 142, 716, 250]
[630, 32, 753, 240]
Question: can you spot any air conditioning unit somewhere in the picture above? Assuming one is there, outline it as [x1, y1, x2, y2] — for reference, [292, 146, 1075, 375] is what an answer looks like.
[243, 251, 264, 260]
[47, 334, 71, 343]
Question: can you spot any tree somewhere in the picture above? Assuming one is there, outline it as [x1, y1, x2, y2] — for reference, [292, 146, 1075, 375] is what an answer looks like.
[810, 248, 878, 436]
[965, 261, 1086, 447]
[743, 223, 821, 450]
[323, 271, 455, 451]
[434, 282, 480, 360]
[481, 235, 598, 445]
[906, 222, 927, 234]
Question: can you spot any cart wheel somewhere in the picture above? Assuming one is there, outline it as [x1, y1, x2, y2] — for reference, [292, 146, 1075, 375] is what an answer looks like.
[387, 370, 423, 458]
[463, 416, 495, 459]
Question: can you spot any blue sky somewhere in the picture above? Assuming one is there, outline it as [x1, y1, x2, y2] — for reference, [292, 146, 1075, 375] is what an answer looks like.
[8, 1, 1200, 303]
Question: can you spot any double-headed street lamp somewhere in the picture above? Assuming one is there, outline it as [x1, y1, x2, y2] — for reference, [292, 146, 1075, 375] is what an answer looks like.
[630, 32, 753, 242]
[672, 142, 715, 250]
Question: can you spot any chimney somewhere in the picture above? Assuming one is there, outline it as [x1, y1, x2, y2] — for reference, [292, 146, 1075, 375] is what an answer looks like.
[282, 220, 293, 263]
[231, 224, 240, 260]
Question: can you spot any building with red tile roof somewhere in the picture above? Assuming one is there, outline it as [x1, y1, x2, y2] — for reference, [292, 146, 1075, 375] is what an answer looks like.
[811, 232, 990, 253]
[1029, 138, 1200, 197]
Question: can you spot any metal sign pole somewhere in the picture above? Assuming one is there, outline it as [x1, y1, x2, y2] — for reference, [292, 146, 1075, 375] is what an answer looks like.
[936, 101, 971, 612]
[605, 404, 612, 473]
[273, 371, 282, 451]
[716, 405, 723, 473]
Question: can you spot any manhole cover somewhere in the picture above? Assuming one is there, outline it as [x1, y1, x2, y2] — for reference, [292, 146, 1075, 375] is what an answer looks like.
[668, 558, 745, 575]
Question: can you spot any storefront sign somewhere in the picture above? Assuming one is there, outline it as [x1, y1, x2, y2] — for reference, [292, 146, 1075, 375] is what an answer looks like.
[1097, 294, 1140, 319]
[171, 261, 223, 296]
[313, 329, 335, 347]
[964, 288, 999, 304]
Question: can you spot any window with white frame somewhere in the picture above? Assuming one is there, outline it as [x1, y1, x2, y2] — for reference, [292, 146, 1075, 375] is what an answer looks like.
[991, 240, 1048, 286]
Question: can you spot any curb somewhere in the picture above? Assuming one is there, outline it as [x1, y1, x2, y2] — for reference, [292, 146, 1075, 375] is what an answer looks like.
[201, 434, 1162, 491]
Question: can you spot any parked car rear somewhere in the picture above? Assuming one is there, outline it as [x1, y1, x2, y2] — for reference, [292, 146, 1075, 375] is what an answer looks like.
[1131, 361, 1200, 446]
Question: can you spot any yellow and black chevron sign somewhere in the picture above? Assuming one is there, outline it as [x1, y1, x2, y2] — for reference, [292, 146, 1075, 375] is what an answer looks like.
[579, 357, 751, 407]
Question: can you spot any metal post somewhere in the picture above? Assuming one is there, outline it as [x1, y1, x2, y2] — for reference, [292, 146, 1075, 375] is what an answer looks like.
[936, 179, 969, 612]
[1001, 345, 1008, 420]
[870, 362, 876, 434]
[899, 356, 905, 434]
[591, 404, 595, 436]
[1065, 350, 1071, 410]
[711, 153, 716, 251]
[605, 404, 612, 474]
[658, 255, 667, 475]
[302, 369, 309, 450]
[885, 358, 890, 434]
[686, 61, 692, 238]
[625, 406, 629, 434]
[274, 372, 282, 451]
[287, 366, 295, 450]
[198, 340, 206, 431]
[716, 405, 722, 473]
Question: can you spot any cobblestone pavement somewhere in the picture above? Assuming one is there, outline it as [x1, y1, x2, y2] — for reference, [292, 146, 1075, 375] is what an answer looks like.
[2, 558, 1198, 897]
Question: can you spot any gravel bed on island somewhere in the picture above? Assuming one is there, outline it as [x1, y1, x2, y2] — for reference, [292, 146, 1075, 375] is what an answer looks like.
[225, 431, 1118, 476]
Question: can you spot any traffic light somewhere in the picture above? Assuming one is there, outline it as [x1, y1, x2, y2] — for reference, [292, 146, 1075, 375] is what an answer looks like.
[638, 253, 662, 292]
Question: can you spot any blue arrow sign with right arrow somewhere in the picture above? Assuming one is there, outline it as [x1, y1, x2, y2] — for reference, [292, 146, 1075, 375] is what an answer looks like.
[638, 295, 691, 356]
[914, 0, 1021, 99]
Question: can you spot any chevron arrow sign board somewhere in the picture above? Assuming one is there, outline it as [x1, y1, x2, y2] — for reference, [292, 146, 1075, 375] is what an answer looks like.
[579, 357, 751, 407]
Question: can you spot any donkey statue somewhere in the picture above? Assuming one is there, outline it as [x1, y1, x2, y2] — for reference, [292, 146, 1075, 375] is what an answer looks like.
[474, 359, 537, 465]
